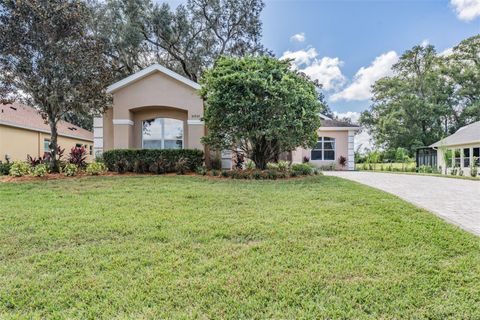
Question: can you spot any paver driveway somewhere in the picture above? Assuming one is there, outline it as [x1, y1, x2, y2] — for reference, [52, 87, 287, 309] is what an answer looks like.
[325, 171, 480, 236]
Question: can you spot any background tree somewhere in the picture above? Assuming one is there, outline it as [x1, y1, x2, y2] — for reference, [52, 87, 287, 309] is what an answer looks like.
[92, 0, 153, 79]
[361, 37, 480, 155]
[0, 0, 113, 171]
[200, 56, 325, 169]
[94, 0, 266, 81]
[395, 147, 409, 171]
[360, 45, 454, 154]
[442, 35, 480, 129]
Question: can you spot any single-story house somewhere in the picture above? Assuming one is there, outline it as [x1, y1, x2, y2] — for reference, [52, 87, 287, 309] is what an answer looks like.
[290, 116, 359, 170]
[430, 121, 480, 175]
[0, 103, 94, 162]
[94, 64, 359, 170]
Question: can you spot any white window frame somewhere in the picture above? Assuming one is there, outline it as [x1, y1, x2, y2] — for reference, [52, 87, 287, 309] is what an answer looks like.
[43, 139, 51, 152]
[141, 118, 184, 150]
[311, 137, 336, 161]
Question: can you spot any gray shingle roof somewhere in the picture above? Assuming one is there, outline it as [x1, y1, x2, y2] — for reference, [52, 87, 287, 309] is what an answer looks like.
[320, 119, 360, 128]
[430, 121, 480, 147]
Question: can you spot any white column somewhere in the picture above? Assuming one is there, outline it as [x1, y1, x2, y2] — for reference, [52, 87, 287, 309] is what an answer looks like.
[470, 147, 473, 168]
[460, 148, 464, 168]
[347, 130, 355, 170]
[93, 116, 103, 158]
[221, 150, 232, 169]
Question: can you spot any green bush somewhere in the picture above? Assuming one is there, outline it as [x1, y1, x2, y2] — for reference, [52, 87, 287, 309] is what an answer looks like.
[0, 161, 12, 175]
[277, 160, 290, 172]
[471, 166, 478, 177]
[115, 158, 128, 174]
[266, 170, 278, 180]
[291, 163, 313, 176]
[211, 169, 219, 177]
[230, 170, 242, 179]
[86, 162, 107, 175]
[175, 157, 189, 175]
[103, 149, 204, 174]
[245, 159, 255, 170]
[133, 159, 146, 174]
[195, 166, 208, 176]
[450, 167, 458, 176]
[63, 163, 78, 177]
[252, 170, 262, 180]
[221, 170, 229, 177]
[266, 162, 279, 170]
[9, 161, 31, 177]
[209, 155, 222, 170]
[31, 163, 48, 177]
[266, 161, 290, 172]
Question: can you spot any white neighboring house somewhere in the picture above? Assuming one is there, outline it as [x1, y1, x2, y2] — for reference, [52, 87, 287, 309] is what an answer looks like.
[430, 121, 480, 176]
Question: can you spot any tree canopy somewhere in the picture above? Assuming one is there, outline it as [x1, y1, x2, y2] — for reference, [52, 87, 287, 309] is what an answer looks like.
[94, 0, 266, 81]
[360, 36, 480, 154]
[0, 0, 112, 171]
[200, 56, 325, 169]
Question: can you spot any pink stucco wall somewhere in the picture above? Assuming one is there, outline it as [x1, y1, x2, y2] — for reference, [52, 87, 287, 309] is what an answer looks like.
[292, 129, 350, 170]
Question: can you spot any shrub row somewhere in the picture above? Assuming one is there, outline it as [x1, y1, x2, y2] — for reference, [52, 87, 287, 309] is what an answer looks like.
[196, 161, 321, 180]
[0, 161, 12, 175]
[7, 161, 106, 177]
[102, 149, 204, 174]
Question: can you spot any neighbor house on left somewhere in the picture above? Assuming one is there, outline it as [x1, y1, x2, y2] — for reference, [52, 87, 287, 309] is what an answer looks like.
[0, 103, 94, 162]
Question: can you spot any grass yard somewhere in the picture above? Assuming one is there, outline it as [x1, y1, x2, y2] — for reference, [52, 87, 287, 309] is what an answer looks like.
[1, 176, 479, 319]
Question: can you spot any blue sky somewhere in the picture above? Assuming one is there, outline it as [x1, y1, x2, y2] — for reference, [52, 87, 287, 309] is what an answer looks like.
[262, 0, 479, 116]
[166, 0, 479, 149]
[167, 0, 479, 118]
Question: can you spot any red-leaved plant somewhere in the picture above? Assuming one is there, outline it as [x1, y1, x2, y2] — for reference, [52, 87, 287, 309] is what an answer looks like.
[27, 154, 47, 167]
[68, 146, 87, 168]
[339, 155, 347, 168]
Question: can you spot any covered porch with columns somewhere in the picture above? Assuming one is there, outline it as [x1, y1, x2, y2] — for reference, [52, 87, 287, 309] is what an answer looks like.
[444, 144, 480, 176]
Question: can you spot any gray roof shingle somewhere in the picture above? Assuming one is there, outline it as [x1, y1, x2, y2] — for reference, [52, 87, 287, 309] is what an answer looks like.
[430, 121, 480, 147]
[320, 119, 360, 128]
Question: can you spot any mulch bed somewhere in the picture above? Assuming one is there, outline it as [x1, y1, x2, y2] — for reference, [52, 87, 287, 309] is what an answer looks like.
[1, 171, 315, 183]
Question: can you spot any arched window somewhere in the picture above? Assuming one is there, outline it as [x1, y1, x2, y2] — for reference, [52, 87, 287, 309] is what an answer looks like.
[142, 118, 183, 149]
[311, 137, 335, 160]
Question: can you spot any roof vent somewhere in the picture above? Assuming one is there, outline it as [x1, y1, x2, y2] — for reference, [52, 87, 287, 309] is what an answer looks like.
[68, 127, 77, 131]
[9, 106, 17, 111]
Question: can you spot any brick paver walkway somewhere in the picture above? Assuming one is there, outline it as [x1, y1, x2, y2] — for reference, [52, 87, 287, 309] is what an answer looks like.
[325, 171, 480, 236]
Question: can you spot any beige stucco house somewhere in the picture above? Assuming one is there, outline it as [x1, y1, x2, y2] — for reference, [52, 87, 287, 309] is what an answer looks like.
[0, 103, 94, 162]
[430, 121, 480, 176]
[95, 64, 359, 170]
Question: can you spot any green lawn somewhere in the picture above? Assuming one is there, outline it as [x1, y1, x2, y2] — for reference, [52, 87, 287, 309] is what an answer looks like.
[1, 176, 479, 319]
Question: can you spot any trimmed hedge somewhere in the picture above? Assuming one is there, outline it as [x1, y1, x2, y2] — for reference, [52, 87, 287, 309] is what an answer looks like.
[102, 149, 204, 173]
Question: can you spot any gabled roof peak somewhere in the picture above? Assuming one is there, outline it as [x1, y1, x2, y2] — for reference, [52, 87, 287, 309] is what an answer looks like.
[107, 64, 201, 94]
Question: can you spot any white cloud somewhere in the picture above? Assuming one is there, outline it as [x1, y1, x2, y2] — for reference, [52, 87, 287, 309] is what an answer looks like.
[330, 51, 399, 102]
[334, 111, 361, 124]
[290, 32, 306, 43]
[421, 39, 430, 47]
[439, 47, 454, 57]
[280, 49, 346, 91]
[302, 57, 346, 91]
[280, 48, 317, 66]
[451, 0, 480, 21]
